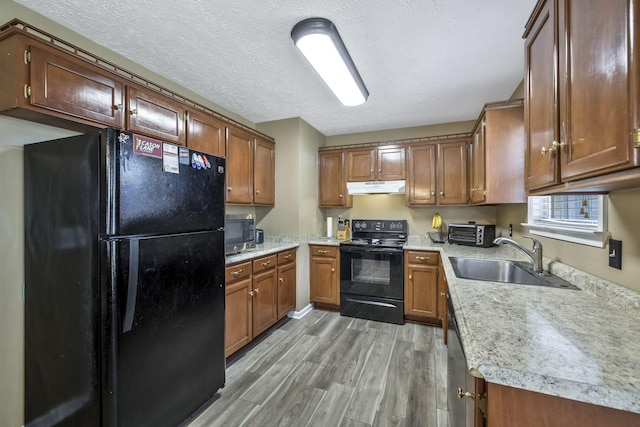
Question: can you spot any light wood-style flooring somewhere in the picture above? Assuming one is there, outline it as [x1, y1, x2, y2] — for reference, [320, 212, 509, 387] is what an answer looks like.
[187, 309, 449, 427]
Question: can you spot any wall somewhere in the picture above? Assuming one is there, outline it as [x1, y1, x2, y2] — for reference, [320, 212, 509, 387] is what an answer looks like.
[325, 120, 475, 146]
[0, 147, 24, 427]
[496, 187, 640, 292]
[256, 118, 326, 310]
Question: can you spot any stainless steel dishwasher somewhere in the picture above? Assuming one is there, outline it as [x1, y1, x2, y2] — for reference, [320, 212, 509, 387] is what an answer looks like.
[447, 294, 486, 427]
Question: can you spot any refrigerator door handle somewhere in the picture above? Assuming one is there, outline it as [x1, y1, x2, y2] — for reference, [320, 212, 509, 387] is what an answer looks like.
[122, 239, 140, 333]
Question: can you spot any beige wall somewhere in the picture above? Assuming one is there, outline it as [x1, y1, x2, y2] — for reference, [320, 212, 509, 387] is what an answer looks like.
[326, 120, 475, 146]
[496, 187, 640, 292]
[0, 147, 24, 427]
[256, 117, 326, 310]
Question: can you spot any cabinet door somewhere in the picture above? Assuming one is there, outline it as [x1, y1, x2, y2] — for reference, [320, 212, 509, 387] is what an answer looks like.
[524, 0, 560, 190]
[347, 149, 376, 181]
[29, 44, 124, 128]
[406, 144, 437, 206]
[405, 264, 438, 318]
[225, 277, 253, 357]
[377, 146, 406, 180]
[319, 151, 350, 207]
[254, 137, 275, 205]
[126, 85, 186, 145]
[186, 109, 225, 157]
[277, 262, 296, 319]
[252, 268, 278, 336]
[559, 0, 639, 181]
[310, 255, 339, 305]
[437, 141, 468, 205]
[470, 119, 486, 204]
[226, 126, 254, 204]
[438, 262, 448, 344]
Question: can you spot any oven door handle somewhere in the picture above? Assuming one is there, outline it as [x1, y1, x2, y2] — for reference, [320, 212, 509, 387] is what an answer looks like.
[340, 246, 403, 254]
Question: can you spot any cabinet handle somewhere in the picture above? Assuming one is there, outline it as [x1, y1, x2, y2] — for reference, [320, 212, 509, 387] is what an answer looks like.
[331, 267, 335, 272]
[457, 388, 475, 399]
[409, 274, 412, 280]
[231, 268, 244, 277]
[284, 254, 292, 259]
[130, 108, 138, 115]
[431, 191, 435, 196]
[540, 141, 561, 155]
[370, 169, 374, 173]
[261, 261, 271, 267]
[416, 256, 429, 261]
[113, 104, 123, 110]
[440, 192, 444, 196]
[440, 292, 446, 297]
[227, 187, 232, 192]
[256, 190, 260, 194]
[279, 278, 283, 283]
[318, 250, 328, 254]
[378, 169, 381, 173]
[339, 194, 343, 198]
[249, 290, 254, 297]
[254, 288, 259, 293]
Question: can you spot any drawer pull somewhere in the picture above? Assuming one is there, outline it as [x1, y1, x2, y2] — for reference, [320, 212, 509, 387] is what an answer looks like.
[318, 250, 328, 254]
[230, 268, 244, 277]
[284, 254, 292, 259]
[416, 256, 429, 261]
[440, 292, 446, 297]
[130, 108, 138, 115]
[261, 261, 271, 267]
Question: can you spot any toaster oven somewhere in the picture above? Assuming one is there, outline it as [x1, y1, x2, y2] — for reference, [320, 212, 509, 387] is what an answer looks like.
[448, 223, 495, 247]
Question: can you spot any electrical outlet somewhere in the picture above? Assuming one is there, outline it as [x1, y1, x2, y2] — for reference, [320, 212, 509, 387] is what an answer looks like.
[608, 239, 622, 270]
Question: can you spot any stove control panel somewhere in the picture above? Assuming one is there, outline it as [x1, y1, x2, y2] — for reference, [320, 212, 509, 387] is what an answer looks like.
[352, 219, 407, 233]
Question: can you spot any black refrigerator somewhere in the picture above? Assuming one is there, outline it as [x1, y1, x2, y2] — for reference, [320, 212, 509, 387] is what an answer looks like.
[24, 128, 226, 427]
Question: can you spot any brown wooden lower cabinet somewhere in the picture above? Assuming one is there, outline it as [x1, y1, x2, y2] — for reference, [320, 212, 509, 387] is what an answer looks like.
[277, 249, 297, 319]
[486, 382, 640, 427]
[404, 250, 441, 324]
[309, 245, 340, 309]
[225, 249, 297, 357]
[224, 260, 253, 357]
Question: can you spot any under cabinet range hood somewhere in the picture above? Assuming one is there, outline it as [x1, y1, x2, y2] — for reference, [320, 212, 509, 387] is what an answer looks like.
[347, 180, 406, 195]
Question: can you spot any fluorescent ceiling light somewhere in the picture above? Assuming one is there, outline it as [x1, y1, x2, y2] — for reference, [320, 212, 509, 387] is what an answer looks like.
[291, 18, 369, 106]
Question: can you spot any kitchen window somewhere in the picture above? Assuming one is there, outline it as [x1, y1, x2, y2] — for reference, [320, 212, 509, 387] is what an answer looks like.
[523, 194, 609, 247]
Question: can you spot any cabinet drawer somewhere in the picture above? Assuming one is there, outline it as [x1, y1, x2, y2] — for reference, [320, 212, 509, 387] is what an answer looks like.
[406, 251, 439, 265]
[225, 261, 252, 283]
[310, 245, 338, 258]
[253, 254, 277, 274]
[278, 249, 297, 265]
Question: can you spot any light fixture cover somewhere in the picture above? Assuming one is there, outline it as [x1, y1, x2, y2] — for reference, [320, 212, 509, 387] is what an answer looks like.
[291, 17, 369, 106]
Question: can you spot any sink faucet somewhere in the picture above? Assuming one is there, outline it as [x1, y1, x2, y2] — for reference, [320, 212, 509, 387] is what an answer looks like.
[493, 235, 544, 273]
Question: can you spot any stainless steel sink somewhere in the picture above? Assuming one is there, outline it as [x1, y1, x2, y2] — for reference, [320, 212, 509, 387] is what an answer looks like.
[448, 257, 580, 290]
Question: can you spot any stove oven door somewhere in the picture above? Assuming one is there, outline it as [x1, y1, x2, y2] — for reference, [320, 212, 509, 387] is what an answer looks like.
[339, 246, 404, 299]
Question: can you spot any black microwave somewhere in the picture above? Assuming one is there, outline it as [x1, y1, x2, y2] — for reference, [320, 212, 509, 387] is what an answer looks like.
[448, 223, 495, 247]
[225, 214, 255, 255]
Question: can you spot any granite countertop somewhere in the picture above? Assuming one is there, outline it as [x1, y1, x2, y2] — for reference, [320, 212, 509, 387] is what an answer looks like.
[225, 236, 300, 265]
[404, 235, 640, 414]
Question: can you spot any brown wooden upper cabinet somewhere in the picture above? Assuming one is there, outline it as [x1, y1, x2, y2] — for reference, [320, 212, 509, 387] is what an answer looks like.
[318, 150, 351, 207]
[470, 101, 526, 205]
[347, 146, 406, 182]
[407, 139, 468, 206]
[254, 136, 276, 206]
[126, 85, 186, 145]
[186, 109, 226, 157]
[0, 33, 124, 130]
[226, 127, 275, 206]
[523, 0, 640, 193]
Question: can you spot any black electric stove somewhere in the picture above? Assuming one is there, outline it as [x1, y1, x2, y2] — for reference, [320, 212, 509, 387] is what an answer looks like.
[339, 219, 407, 324]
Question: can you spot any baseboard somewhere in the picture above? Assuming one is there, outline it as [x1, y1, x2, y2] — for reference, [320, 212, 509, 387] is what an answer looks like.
[288, 303, 313, 319]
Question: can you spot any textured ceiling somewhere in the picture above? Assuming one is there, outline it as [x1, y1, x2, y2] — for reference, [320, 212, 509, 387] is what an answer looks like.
[14, 0, 537, 136]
